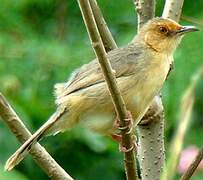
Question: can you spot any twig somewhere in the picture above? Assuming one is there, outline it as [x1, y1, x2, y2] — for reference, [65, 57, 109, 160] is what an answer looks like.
[181, 146, 203, 180]
[89, 0, 117, 52]
[162, 0, 184, 22]
[0, 93, 73, 180]
[134, 0, 156, 30]
[77, 0, 137, 179]
[181, 15, 203, 26]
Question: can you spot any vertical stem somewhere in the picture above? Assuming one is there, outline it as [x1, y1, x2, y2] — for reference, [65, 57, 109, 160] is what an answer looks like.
[77, 0, 137, 179]
[162, 0, 184, 22]
[138, 96, 165, 180]
[134, 0, 156, 30]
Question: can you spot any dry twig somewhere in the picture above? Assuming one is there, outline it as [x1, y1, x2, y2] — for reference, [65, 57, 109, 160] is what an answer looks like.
[0, 93, 73, 180]
[89, 0, 117, 51]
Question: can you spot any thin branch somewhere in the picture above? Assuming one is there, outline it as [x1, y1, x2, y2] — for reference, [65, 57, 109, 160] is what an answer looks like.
[181, 15, 203, 26]
[0, 93, 73, 180]
[77, 0, 137, 179]
[181, 147, 203, 180]
[162, 0, 184, 22]
[134, 0, 156, 30]
[89, 0, 117, 52]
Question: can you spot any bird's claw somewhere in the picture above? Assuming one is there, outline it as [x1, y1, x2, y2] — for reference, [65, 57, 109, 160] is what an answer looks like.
[114, 111, 133, 134]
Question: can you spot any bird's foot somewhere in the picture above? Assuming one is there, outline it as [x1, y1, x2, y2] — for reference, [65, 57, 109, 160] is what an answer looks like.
[113, 111, 133, 134]
[111, 134, 137, 153]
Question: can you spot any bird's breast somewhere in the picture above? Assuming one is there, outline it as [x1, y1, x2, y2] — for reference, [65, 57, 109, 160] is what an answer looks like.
[124, 53, 171, 121]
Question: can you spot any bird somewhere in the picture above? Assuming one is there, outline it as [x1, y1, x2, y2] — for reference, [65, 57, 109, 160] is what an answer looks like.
[5, 17, 199, 171]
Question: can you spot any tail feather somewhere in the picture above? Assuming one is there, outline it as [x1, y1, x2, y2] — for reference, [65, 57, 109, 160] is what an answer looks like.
[5, 107, 67, 171]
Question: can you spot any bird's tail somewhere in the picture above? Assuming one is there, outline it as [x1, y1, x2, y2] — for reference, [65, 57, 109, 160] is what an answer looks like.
[5, 107, 67, 171]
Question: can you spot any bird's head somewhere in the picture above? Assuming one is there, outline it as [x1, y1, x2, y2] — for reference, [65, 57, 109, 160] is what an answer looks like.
[138, 17, 199, 54]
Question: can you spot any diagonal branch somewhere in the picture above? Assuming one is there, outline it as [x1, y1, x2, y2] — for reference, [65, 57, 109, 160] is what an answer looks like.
[0, 93, 73, 180]
[89, 0, 117, 52]
[77, 0, 137, 179]
[181, 146, 203, 180]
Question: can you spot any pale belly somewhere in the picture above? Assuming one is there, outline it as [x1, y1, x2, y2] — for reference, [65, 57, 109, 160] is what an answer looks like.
[78, 73, 166, 135]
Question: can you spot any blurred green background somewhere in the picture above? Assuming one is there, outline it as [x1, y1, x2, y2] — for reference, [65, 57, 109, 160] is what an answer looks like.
[0, 0, 203, 179]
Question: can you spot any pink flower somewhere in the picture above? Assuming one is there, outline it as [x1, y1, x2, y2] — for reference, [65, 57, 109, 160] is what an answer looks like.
[178, 145, 203, 174]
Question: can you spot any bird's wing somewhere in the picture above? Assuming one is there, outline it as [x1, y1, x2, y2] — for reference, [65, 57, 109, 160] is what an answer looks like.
[55, 43, 142, 98]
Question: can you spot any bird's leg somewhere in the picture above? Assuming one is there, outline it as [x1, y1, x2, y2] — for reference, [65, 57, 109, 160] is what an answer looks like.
[111, 111, 137, 152]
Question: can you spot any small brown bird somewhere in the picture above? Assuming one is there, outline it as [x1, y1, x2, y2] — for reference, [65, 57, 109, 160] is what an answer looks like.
[5, 17, 198, 170]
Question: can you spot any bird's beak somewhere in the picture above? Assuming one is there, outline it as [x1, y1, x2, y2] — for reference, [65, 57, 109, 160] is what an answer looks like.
[176, 26, 199, 35]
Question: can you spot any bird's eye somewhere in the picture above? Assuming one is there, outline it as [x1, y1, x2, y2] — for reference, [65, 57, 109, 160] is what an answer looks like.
[159, 26, 168, 33]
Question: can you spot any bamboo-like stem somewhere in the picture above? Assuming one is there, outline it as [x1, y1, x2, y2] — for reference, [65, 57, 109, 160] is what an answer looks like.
[181, 147, 203, 180]
[77, 0, 137, 179]
[134, 0, 156, 30]
[0, 93, 73, 180]
[162, 0, 184, 22]
[89, 0, 117, 52]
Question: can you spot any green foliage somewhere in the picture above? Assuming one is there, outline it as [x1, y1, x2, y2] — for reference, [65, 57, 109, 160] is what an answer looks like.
[0, 0, 203, 179]
[0, 164, 28, 180]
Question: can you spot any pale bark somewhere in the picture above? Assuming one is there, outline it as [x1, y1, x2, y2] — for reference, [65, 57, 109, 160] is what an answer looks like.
[134, 0, 156, 30]
[162, 0, 184, 22]
[77, 0, 137, 179]
[138, 96, 165, 180]
[0, 93, 73, 180]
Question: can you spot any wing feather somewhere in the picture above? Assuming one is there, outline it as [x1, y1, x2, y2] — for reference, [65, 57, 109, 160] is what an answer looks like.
[55, 42, 142, 100]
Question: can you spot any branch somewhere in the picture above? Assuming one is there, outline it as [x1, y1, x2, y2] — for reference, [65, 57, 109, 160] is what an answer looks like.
[181, 147, 203, 180]
[0, 93, 73, 180]
[89, 0, 117, 52]
[77, 0, 137, 179]
[134, 0, 156, 30]
[162, 0, 184, 22]
[138, 96, 165, 180]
